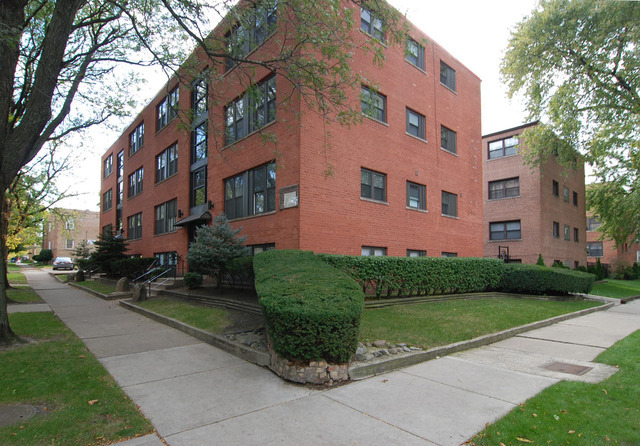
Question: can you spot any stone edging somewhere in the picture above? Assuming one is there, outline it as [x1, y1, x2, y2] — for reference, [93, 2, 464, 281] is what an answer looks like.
[119, 299, 271, 367]
[348, 300, 615, 380]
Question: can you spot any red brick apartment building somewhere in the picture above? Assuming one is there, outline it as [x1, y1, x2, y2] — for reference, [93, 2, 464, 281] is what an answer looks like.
[100, 1, 483, 270]
[586, 214, 640, 269]
[43, 209, 100, 260]
[482, 122, 587, 267]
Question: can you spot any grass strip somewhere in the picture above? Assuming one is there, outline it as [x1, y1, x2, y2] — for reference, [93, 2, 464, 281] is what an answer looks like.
[75, 280, 117, 295]
[135, 298, 232, 333]
[591, 279, 640, 299]
[470, 329, 640, 445]
[7, 264, 21, 272]
[0, 313, 153, 445]
[359, 297, 602, 349]
[7, 272, 27, 285]
[7, 287, 43, 303]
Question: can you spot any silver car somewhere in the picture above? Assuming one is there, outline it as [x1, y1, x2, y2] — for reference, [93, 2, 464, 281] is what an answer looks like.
[53, 257, 74, 270]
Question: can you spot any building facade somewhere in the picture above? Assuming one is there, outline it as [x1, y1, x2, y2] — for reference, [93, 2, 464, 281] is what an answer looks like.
[100, 1, 484, 271]
[482, 123, 587, 267]
[42, 208, 100, 259]
[586, 215, 640, 270]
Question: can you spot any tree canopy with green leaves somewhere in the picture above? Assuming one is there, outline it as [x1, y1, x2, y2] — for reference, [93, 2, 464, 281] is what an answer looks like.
[502, 0, 640, 245]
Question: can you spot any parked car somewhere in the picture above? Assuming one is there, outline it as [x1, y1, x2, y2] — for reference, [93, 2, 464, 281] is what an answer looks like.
[52, 257, 74, 270]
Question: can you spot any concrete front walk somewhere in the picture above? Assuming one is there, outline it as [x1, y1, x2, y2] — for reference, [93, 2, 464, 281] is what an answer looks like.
[21, 268, 640, 446]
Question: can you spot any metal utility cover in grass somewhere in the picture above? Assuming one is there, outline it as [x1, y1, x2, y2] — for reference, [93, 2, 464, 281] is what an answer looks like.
[544, 361, 593, 376]
[0, 404, 37, 427]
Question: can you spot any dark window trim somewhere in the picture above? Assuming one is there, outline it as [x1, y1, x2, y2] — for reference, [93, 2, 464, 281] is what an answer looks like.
[441, 190, 458, 218]
[406, 181, 427, 210]
[225, 74, 277, 146]
[441, 125, 457, 154]
[361, 85, 387, 123]
[154, 199, 178, 235]
[361, 168, 387, 203]
[488, 136, 518, 159]
[406, 108, 426, 140]
[360, 7, 385, 42]
[129, 122, 144, 157]
[489, 220, 522, 241]
[440, 61, 456, 92]
[127, 212, 143, 240]
[128, 167, 144, 199]
[488, 177, 520, 200]
[155, 143, 179, 184]
[405, 37, 425, 70]
[224, 161, 276, 220]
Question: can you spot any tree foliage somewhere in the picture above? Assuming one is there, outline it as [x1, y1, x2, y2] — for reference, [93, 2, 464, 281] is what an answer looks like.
[86, 233, 129, 276]
[502, 0, 640, 245]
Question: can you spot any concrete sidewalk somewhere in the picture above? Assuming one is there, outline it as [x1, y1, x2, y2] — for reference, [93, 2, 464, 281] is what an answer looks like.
[20, 268, 640, 446]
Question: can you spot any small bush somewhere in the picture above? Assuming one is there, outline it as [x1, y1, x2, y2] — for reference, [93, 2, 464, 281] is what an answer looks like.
[499, 264, 595, 295]
[587, 258, 607, 281]
[255, 250, 364, 364]
[34, 249, 53, 263]
[183, 272, 203, 289]
[536, 254, 545, 266]
[110, 257, 156, 279]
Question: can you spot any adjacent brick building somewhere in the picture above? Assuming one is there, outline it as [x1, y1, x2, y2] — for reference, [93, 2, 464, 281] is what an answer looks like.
[42, 208, 100, 260]
[100, 1, 483, 271]
[482, 122, 587, 267]
[586, 214, 640, 270]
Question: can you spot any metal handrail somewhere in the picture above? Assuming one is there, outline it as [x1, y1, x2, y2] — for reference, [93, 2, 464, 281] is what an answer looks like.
[132, 260, 159, 283]
[142, 266, 174, 299]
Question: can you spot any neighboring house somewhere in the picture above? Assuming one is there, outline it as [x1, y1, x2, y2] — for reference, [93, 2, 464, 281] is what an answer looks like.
[586, 214, 640, 269]
[482, 122, 587, 267]
[42, 209, 100, 260]
[100, 1, 484, 272]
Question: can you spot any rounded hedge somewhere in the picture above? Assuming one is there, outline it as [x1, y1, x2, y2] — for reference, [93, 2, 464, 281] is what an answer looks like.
[499, 264, 595, 295]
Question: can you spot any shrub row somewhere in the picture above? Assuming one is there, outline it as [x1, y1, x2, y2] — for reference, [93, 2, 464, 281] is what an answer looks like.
[499, 264, 595, 295]
[317, 255, 504, 297]
[101, 257, 156, 279]
[254, 250, 364, 364]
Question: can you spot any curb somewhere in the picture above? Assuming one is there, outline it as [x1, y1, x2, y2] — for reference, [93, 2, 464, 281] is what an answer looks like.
[119, 299, 271, 367]
[349, 301, 615, 380]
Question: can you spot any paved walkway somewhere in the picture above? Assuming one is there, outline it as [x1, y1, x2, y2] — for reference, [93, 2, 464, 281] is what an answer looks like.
[16, 268, 640, 445]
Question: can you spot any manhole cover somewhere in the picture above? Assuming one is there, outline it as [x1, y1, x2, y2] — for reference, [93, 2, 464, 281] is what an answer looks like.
[544, 361, 593, 376]
[0, 404, 37, 428]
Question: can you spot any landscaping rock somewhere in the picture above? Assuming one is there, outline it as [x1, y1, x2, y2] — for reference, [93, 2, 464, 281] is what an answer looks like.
[75, 270, 85, 282]
[132, 283, 147, 301]
[373, 340, 387, 348]
[115, 277, 130, 292]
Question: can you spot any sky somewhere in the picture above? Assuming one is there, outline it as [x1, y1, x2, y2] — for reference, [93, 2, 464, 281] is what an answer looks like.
[56, 0, 540, 211]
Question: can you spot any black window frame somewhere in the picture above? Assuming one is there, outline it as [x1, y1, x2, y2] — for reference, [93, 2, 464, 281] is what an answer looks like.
[155, 143, 178, 183]
[192, 76, 208, 119]
[406, 181, 426, 210]
[362, 246, 387, 256]
[127, 212, 143, 240]
[361, 168, 386, 202]
[563, 186, 570, 202]
[225, 1, 278, 72]
[191, 121, 208, 164]
[552, 180, 559, 197]
[361, 85, 387, 123]
[441, 125, 457, 154]
[587, 241, 604, 257]
[553, 221, 560, 238]
[441, 252, 458, 258]
[490, 220, 522, 241]
[564, 224, 571, 241]
[129, 122, 144, 156]
[157, 87, 179, 131]
[587, 216, 602, 231]
[406, 108, 426, 140]
[405, 37, 425, 70]
[360, 7, 385, 42]
[440, 61, 456, 91]
[250, 243, 275, 255]
[154, 199, 177, 235]
[225, 75, 276, 145]
[191, 166, 207, 208]
[441, 191, 458, 217]
[488, 177, 520, 200]
[573, 191, 578, 206]
[224, 161, 276, 220]
[117, 150, 124, 179]
[128, 167, 144, 198]
[407, 249, 426, 257]
[574, 227, 579, 242]
[488, 136, 518, 159]
[102, 189, 113, 212]
[103, 154, 113, 178]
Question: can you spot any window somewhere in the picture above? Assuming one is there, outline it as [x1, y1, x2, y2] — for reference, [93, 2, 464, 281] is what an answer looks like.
[192, 121, 207, 164]
[587, 216, 601, 231]
[129, 123, 144, 156]
[441, 126, 457, 154]
[490, 220, 521, 240]
[362, 246, 387, 256]
[563, 186, 570, 202]
[117, 150, 124, 178]
[117, 179, 123, 206]
[405, 37, 425, 70]
[156, 143, 178, 183]
[587, 241, 604, 257]
[154, 199, 177, 235]
[250, 243, 275, 255]
[361, 86, 387, 123]
[102, 224, 113, 237]
[441, 252, 458, 258]
[488, 136, 518, 159]
[66, 239, 74, 249]
[564, 224, 570, 240]
[191, 167, 207, 208]
[361, 168, 386, 202]
[441, 191, 458, 217]
[155, 251, 177, 268]
[103, 189, 113, 212]
[157, 87, 179, 130]
[225, 75, 276, 145]
[574, 227, 579, 242]
[226, 1, 277, 71]
[552, 180, 559, 197]
[406, 181, 426, 210]
[360, 8, 385, 42]
[406, 108, 426, 139]
[407, 249, 426, 257]
[128, 167, 143, 198]
[573, 191, 578, 206]
[192, 77, 208, 118]
[103, 154, 113, 178]
[440, 61, 456, 91]
[224, 161, 276, 220]
[65, 219, 74, 230]
[553, 221, 560, 238]
[488, 177, 520, 200]
[127, 212, 143, 240]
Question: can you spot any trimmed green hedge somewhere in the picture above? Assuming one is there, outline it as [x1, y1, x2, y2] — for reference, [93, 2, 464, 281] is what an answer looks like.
[317, 255, 504, 297]
[254, 250, 364, 363]
[499, 264, 595, 295]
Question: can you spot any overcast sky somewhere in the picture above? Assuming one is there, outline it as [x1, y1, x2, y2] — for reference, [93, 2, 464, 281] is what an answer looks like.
[57, 0, 540, 211]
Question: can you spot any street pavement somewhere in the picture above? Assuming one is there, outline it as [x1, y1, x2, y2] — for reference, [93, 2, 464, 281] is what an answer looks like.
[15, 268, 640, 446]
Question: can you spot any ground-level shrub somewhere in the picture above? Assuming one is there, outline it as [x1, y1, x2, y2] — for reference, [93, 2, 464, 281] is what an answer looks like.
[499, 264, 595, 295]
[183, 272, 203, 289]
[110, 257, 156, 279]
[317, 254, 504, 298]
[254, 250, 364, 364]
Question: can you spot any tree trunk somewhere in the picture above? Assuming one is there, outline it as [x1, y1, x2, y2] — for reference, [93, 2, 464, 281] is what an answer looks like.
[0, 187, 16, 343]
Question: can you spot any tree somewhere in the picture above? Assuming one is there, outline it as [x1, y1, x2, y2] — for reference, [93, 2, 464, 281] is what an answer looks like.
[187, 214, 248, 287]
[72, 240, 93, 262]
[0, 0, 405, 343]
[501, 0, 640, 245]
[536, 254, 545, 267]
[86, 233, 128, 276]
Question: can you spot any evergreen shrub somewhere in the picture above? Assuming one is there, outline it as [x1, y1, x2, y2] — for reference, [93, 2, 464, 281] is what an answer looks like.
[317, 255, 504, 298]
[254, 250, 364, 363]
[183, 272, 203, 289]
[500, 264, 595, 295]
[110, 257, 156, 279]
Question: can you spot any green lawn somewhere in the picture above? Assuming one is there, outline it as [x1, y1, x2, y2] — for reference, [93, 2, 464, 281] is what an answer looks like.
[75, 280, 116, 295]
[7, 263, 21, 272]
[591, 279, 640, 299]
[7, 272, 27, 285]
[136, 298, 232, 333]
[7, 287, 43, 303]
[0, 313, 153, 445]
[360, 297, 602, 349]
[470, 329, 640, 445]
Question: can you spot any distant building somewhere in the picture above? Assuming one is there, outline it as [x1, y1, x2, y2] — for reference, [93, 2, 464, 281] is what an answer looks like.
[42, 209, 100, 259]
[586, 214, 640, 270]
[482, 122, 587, 267]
